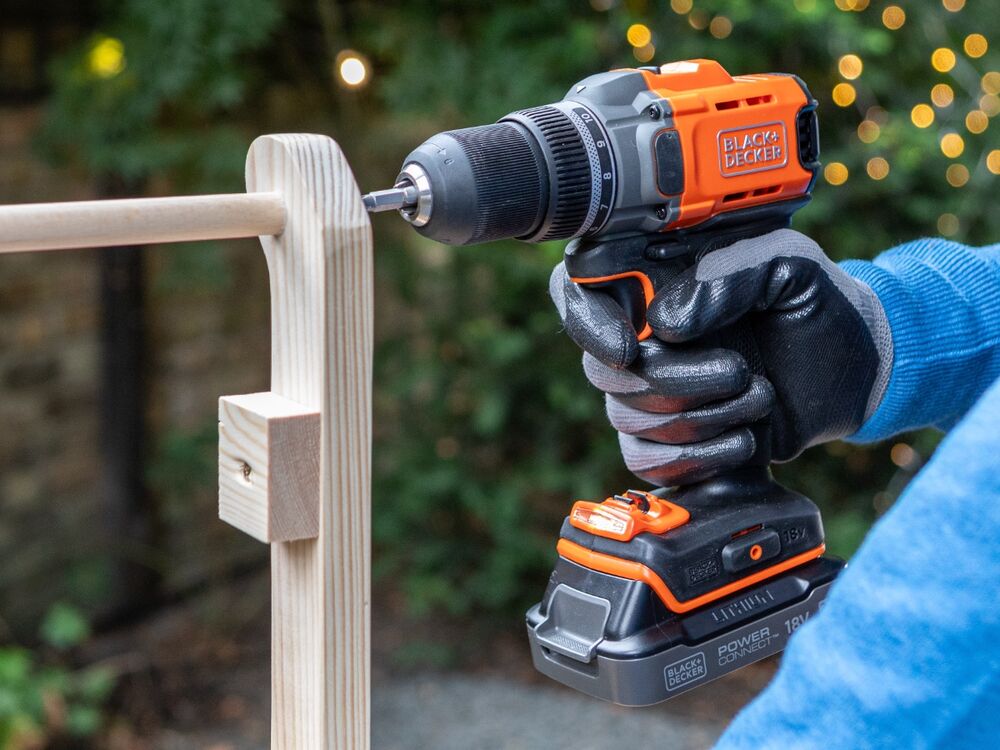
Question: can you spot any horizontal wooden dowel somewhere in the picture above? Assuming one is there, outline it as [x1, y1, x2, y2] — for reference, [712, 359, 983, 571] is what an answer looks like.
[0, 192, 286, 254]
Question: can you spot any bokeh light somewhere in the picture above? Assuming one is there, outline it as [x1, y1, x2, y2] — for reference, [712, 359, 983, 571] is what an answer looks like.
[987, 149, 1000, 174]
[633, 43, 655, 63]
[866, 157, 890, 180]
[626, 23, 652, 47]
[931, 48, 956, 73]
[981, 94, 1000, 116]
[937, 213, 960, 236]
[87, 36, 125, 79]
[336, 50, 370, 88]
[966, 110, 989, 134]
[964, 34, 988, 58]
[931, 83, 954, 107]
[857, 120, 881, 143]
[688, 10, 709, 30]
[911, 104, 935, 128]
[590, 0, 614, 10]
[838, 54, 863, 80]
[881, 5, 905, 29]
[942, 0, 965, 11]
[832, 83, 857, 107]
[946, 163, 969, 187]
[671, 0, 693, 13]
[940, 132, 965, 158]
[709, 16, 733, 39]
[982, 72, 1000, 95]
[824, 162, 849, 185]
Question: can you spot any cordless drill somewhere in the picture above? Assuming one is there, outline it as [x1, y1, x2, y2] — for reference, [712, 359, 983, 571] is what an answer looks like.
[363, 59, 844, 705]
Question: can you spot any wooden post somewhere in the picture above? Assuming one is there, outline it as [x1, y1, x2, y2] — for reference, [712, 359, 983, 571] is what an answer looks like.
[0, 134, 374, 748]
[239, 134, 373, 749]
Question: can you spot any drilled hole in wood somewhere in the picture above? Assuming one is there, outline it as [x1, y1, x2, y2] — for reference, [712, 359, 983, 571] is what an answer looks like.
[240, 461, 252, 483]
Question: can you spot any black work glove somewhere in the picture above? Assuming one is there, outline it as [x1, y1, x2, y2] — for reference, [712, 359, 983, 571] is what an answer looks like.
[550, 229, 892, 486]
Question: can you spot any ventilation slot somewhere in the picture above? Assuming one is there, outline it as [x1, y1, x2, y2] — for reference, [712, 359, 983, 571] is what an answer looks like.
[715, 94, 774, 111]
[715, 99, 739, 110]
[745, 95, 774, 106]
[722, 191, 748, 203]
[751, 185, 781, 196]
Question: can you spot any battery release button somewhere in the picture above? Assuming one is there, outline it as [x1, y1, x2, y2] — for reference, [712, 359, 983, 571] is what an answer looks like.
[722, 529, 781, 573]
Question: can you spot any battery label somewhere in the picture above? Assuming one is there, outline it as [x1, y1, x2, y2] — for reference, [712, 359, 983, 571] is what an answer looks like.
[664, 652, 707, 692]
[717, 121, 789, 177]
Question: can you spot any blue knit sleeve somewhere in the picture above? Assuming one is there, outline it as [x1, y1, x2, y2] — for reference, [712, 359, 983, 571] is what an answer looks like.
[839, 240, 1000, 442]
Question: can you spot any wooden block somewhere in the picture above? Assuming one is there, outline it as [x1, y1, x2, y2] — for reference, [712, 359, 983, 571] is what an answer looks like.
[219, 392, 320, 543]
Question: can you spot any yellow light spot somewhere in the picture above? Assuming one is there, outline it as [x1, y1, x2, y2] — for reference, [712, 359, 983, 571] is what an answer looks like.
[937, 213, 960, 236]
[670, 0, 693, 13]
[336, 50, 369, 88]
[824, 162, 849, 185]
[987, 150, 1000, 174]
[626, 23, 652, 47]
[834, 0, 851, 9]
[838, 54, 863, 80]
[836, 0, 868, 9]
[942, 0, 965, 11]
[87, 36, 125, 79]
[964, 34, 988, 58]
[866, 157, 890, 180]
[931, 48, 956, 73]
[882, 5, 905, 29]
[832, 83, 856, 107]
[794, 0, 816, 11]
[890, 443, 917, 467]
[981, 94, 1000, 116]
[982, 72, 1000, 95]
[911, 103, 935, 128]
[931, 83, 954, 107]
[633, 42, 655, 63]
[940, 132, 965, 158]
[946, 163, 969, 187]
[688, 10, 709, 29]
[857, 120, 881, 143]
[966, 110, 989, 134]
[853, 0, 869, 9]
[709, 16, 733, 39]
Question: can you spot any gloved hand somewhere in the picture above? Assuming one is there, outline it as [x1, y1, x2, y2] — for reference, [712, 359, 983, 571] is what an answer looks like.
[550, 228, 892, 485]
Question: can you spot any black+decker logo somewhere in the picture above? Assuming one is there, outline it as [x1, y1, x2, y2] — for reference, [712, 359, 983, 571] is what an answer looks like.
[717, 121, 788, 177]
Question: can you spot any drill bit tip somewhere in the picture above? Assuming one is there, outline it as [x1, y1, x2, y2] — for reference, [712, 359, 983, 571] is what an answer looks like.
[362, 185, 419, 213]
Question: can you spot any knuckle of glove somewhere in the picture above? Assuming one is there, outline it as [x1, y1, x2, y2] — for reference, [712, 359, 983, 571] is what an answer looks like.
[620, 428, 756, 486]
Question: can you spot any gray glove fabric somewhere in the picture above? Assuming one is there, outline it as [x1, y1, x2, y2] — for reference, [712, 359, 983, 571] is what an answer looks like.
[550, 229, 892, 486]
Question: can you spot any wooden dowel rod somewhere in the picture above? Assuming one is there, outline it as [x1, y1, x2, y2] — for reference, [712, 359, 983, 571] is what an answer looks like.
[0, 192, 286, 254]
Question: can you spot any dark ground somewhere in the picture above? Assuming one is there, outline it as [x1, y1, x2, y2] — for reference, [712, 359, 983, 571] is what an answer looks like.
[81, 569, 776, 749]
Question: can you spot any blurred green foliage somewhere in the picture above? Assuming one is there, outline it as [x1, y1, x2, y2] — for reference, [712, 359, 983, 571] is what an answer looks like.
[0, 605, 115, 748]
[38, 0, 998, 622]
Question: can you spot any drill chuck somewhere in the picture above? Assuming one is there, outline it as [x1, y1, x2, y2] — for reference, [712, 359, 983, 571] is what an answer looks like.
[385, 103, 615, 246]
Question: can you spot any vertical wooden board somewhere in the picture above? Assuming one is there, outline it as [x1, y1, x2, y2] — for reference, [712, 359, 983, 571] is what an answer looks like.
[246, 134, 373, 749]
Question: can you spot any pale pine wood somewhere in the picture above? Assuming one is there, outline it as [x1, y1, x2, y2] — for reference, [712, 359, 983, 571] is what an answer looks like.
[0, 192, 286, 253]
[218, 392, 321, 543]
[244, 134, 373, 750]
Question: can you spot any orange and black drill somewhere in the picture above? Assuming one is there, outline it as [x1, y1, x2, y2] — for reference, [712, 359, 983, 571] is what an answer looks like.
[363, 59, 844, 705]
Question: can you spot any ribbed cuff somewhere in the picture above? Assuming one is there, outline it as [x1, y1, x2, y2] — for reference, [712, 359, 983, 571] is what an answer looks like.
[840, 240, 1000, 443]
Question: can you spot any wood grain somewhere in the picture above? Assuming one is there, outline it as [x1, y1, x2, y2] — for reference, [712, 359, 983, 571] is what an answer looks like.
[218, 392, 321, 543]
[245, 134, 373, 749]
[0, 193, 286, 253]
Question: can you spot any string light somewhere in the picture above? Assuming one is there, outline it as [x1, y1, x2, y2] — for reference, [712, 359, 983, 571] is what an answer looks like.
[336, 50, 370, 89]
[857, 119, 881, 143]
[866, 157, 890, 180]
[87, 36, 125, 78]
[633, 43, 656, 62]
[911, 104, 935, 128]
[937, 213, 960, 236]
[709, 16, 733, 39]
[670, 0, 692, 13]
[966, 110, 989, 134]
[931, 83, 954, 107]
[838, 54, 863, 80]
[824, 162, 849, 185]
[940, 132, 965, 158]
[964, 34, 988, 58]
[942, 0, 965, 11]
[881, 5, 905, 29]
[626, 24, 652, 47]
[931, 48, 957, 73]
[987, 150, 1000, 174]
[946, 163, 969, 187]
[833, 83, 857, 106]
